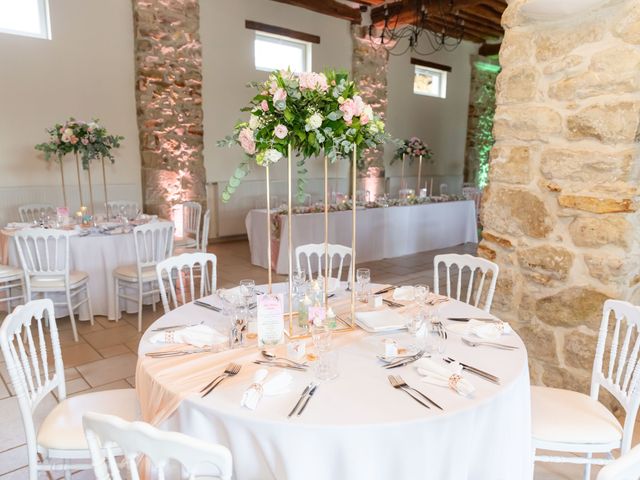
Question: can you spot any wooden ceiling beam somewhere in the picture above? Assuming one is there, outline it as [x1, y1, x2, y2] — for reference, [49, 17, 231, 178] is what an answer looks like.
[478, 0, 508, 14]
[478, 42, 501, 56]
[455, 11, 502, 35]
[269, 0, 362, 23]
[371, 0, 495, 28]
[424, 18, 485, 43]
[462, 4, 503, 24]
[350, 0, 385, 5]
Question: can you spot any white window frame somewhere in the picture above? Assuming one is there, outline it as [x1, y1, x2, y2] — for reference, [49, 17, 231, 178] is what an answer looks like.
[0, 0, 51, 40]
[254, 31, 311, 74]
[413, 65, 448, 99]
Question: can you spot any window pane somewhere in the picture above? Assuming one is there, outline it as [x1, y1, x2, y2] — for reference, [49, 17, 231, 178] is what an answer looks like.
[254, 34, 308, 73]
[0, 0, 49, 38]
[413, 66, 447, 98]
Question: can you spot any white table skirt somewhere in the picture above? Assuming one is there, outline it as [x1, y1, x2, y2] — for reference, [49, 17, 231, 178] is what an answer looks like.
[139, 284, 532, 480]
[246, 201, 479, 274]
[1, 231, 143, 320]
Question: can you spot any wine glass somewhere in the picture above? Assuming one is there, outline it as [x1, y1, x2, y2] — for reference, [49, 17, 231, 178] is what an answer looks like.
[414, 284, 429, 307]
[356, 268, 370, 302]
[239, 279, 255, 306]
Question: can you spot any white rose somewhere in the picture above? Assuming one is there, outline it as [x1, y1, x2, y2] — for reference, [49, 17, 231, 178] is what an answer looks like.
[249, 114, 260, 130]
[264, 148, 283, 165]
[306, 112, 323, 131]
[363, 105, 373, 120]
[64, 128, 73, 138]
[88, 122, 99, 130]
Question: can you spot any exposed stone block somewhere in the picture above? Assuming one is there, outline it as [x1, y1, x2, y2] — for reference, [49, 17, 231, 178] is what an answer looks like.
[482, 187, 554, 238]
[536, 287, 609, 330]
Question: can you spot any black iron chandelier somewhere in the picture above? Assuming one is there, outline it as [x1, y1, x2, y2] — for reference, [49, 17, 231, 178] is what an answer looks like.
[368, 0, 465, 56]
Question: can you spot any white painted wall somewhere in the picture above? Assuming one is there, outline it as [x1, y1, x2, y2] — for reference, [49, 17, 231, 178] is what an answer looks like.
[0, 0, 476, 233]
[201, 0, 478, 235]
[0, 0, 140, 224]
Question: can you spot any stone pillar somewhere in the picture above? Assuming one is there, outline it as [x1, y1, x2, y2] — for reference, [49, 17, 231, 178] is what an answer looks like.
[480, 0, 640, 395]
[351, 26, 389, 197]
[132, 0, 206, 220]
[463, 55, 499, 188]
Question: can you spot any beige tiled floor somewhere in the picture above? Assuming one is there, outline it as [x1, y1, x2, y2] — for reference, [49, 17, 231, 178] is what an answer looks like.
[0, 240, 614, 478]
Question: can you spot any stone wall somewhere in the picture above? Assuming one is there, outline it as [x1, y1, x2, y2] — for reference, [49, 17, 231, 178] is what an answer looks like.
[480, 0, 640, 396]
[132, 0, 206, 219]
[351, 26, 389, 196]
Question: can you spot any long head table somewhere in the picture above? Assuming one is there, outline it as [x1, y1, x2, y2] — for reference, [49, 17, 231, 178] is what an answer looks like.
[137, 283, 532, 480]
[246, 200, 479, 274]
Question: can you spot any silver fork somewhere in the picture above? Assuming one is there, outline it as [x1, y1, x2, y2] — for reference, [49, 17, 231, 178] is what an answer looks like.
[388, 375, 431, 409]
[200, 363, 241, 397]
[432, 321, 447, 340]
[462, 337, 517, 350]
[393, 375, 443, 410]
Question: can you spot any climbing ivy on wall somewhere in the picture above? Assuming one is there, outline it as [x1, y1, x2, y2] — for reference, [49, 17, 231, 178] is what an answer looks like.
[463, 59, 500, 189]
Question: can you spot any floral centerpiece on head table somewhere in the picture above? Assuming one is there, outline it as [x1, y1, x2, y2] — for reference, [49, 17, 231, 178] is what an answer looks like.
[218, 69, 390, 202]
[35, 118, 124, 169]
[391, 136, 432, 164]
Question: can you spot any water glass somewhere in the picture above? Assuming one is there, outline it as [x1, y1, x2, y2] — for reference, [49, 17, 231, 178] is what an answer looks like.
[239, 279, 256, 307]
[311, 324, 332, 353]
[356, 268, 370, 302]
[414, 284, 429, 306]
[292, 269, 306, 294]
[314, 350, 339, 381]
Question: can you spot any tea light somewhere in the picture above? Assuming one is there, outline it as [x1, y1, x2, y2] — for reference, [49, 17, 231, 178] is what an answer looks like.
[287, 340, 306, 362]
[383, 338, 398, 357]
[372, 294, 383, 308]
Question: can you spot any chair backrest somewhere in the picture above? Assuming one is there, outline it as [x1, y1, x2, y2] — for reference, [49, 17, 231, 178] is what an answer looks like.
[83, 412, 233, 480]
[14, 228, 70, 285]
[200, 209, 210, 253]
[597, 442, 640, 480]
[18, 204, 56, 223]
[107, 201, 139, 219]
[295, 243, 352, 282]
[133, 222, 175, 273]
[156, 253, 217, 313]
[0, 299, 65, 471]
[182, 202, 202, 247]
[591, 299, 640, 454]
[439, 183, 448, 196]
[433, 254, 499, 312]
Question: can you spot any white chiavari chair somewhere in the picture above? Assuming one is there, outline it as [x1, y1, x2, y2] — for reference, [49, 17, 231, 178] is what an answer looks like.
[83, 412, 232, 480]
[0, 264, 26, 311]
[14, 228, 93, 341]
[114, 222, 174, 331]
[295, 243, 353, 283]
[433, 254, 499, 312]
[18, 204, 56, 223]
[0, 299, 139, 480]
[597, 443, 640, 480]
[533, 300, 640, 480]
[156, 252, 217, 313]
[106, 200, 139, 220]
[175, 201, 202, 250]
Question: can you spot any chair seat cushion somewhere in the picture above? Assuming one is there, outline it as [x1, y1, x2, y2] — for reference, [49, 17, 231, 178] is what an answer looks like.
[532, 386, 623, 446]
[114, 264, 156, 281]
[174, 237, 197, 248]
[31, 271, 88, 289]
[0, 265, 22, 280]
[37, 388, 139, 451]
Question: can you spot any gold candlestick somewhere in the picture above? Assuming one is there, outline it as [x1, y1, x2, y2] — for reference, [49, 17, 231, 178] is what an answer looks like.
[87, 160, 95, 216]
[265, 165, 272, 293]
[75, 152, 84, 208]
[324, 155, 329, 310]
[287, 144, 293, 333]
[101, 157, 109, 216]
[59, 155, 67, 208]
[351, 145, 357, 325]
[417, 154, 423, 192]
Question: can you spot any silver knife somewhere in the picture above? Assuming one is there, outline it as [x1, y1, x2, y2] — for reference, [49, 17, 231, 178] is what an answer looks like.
[297, 384, 318, 416]
[288, 384, 312, 417]
[384, 352, 424, 369]
[194, 300, 221, 312]
[253, 361, 307, 371]
[447, 317, 500, 323]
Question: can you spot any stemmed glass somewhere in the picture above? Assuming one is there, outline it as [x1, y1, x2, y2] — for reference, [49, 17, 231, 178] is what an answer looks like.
[356, 268, 370, 302]
[239, 279, 256, 307]
[414, 284, 429, 310]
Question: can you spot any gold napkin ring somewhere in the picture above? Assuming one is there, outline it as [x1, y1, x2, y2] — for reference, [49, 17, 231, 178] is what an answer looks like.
[448, 374, 462, 390]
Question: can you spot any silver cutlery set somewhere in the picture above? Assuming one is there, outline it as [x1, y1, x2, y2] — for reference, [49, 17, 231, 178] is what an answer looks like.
[288, 383, 319, 417]
[388, 375, 442, 410]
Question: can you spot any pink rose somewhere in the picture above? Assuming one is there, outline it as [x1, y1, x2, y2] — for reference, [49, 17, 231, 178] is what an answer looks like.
[339, 98, 356, 122]
[274, 124, 288, 139]
[238, 127, 256, 155]
[70, 136, 79, 145]
[273, 88, 287, 103]
[268, 81, 278, 94]
[353, 95, 365, 116]
[261, 100, 269, 112]
[298, 72, 314, 90]
[360, 114, 370, 125]
[316, 73, 328, 92]
[81, 137, 89, 145]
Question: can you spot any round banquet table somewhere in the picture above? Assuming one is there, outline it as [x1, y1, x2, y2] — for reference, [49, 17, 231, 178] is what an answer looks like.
[0, 223, 168, 320]
[137, 283, 532, 480]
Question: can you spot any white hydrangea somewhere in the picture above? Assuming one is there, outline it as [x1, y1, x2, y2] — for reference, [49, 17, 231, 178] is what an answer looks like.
[264, 148, 283, 165]
[306, 112, 323, 131]
[249, 114, 260, 130]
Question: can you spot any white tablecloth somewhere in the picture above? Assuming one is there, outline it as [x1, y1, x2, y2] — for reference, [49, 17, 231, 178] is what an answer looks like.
[1, 229, 141, 320]
[246, 201, 478, 274]
[138, 283, 532, 480]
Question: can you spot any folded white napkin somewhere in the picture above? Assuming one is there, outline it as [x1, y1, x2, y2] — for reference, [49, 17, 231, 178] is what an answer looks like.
[415, 357, 475, 397]
[241, 369, 293, 410]
[469, 320, 512, 340]
[6, 222, 32, 229]
[148, 324, 226, 348]
[355, 310, 407, 332]
[393, 286, 415, 302]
